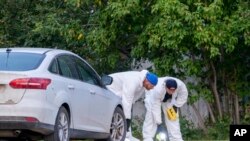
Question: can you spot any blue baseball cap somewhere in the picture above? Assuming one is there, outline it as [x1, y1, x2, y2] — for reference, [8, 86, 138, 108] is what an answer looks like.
[146, 72, 158, 86]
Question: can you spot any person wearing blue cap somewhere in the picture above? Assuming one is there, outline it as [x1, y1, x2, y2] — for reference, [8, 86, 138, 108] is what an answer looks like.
[106, 70, 158, 141]
[142, 77, 188, 141]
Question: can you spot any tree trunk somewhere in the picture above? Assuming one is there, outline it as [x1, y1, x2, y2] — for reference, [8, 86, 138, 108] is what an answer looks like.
[227, 88, 234, 122]
[209, 61, 223, 118]
[191, 104, 208, 134]
[206, 101, 216, 123]
[222, 70, 230, 115]
[233, 94, 240, 124]
[223, 88, 229, 114]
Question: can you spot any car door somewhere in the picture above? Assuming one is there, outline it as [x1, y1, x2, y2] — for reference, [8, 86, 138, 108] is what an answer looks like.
[56, 55, 94, 130]
[73, 57, 114, 132]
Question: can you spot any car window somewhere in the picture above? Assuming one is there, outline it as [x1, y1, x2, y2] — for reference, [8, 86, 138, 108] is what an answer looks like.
[57, 55, 79, 80]
[0, 52, 44, 71]
[48, 58, 59, 74]
[73, 56, 102, 86]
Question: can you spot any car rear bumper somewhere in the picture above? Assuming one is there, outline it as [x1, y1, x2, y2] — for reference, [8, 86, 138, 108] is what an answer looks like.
[0, 116, 54, 137]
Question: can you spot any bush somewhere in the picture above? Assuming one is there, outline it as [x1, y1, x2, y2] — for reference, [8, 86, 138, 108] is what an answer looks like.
[181, 118, 206, 140]
[206, 117, 230, 140]
[131, 116, 144, 140]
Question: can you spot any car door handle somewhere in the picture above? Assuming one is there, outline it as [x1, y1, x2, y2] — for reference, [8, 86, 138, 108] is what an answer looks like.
[67, 85, 75, 90]
[90, 90, 96, 95]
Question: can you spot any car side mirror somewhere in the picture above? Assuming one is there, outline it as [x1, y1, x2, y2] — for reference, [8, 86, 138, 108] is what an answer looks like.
[101, 75, 113, 85]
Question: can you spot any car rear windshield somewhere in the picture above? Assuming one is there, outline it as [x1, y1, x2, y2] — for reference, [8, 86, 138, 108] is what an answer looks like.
[0, 52, 45, 71]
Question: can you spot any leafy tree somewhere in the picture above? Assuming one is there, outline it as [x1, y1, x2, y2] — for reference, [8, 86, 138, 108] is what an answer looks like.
[0, 0, 96, 69]
[0, 0, 249, 138]
[85, 0, 250, 127]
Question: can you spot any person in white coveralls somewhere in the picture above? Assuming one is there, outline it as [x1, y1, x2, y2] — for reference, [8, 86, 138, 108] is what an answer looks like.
[142, 77, 188, 141]
[107, 70, 158, 141]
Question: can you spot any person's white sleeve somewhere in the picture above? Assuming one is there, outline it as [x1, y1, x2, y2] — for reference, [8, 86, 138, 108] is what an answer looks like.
[174, 83, 188, 107]
[122, 83, 138, 119]
[151, 90, 162, 124]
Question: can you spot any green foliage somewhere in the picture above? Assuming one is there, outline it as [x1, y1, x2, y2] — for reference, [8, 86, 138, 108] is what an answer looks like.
[0, 0, 101, 71]
[85, 0, 147, 73]
[0, 0, 88, 48]
[206, 117, 230, 140]
[242, 99, 250, 124]
[131, 116, 144, 140]
[181, 118, 206, 140]
[181, 117, 230, 140]
[188, 83, 214, 104]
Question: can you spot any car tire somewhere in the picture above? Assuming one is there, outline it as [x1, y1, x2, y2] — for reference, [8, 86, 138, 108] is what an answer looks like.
[95, 107, 126, 141]
[44, 107, 70, 141]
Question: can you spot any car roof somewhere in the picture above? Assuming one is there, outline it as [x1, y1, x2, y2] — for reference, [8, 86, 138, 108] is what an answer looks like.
[0, 47, 73, 55]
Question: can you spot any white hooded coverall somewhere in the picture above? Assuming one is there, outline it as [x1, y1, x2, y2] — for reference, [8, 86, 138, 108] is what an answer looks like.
[106, 70, 148, 119]
[143, 77, 188, 141]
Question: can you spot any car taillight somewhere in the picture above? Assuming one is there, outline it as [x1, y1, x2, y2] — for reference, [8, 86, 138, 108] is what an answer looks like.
[9, 78, 51, 89]
[25, 117, 39, 122]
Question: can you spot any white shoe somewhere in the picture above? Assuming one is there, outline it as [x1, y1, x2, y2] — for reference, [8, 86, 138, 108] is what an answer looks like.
[125, 138, 131, 141]
[130, 136, 140, 141]
[143, 138, 154, 141]
[126, 131, 132, 138]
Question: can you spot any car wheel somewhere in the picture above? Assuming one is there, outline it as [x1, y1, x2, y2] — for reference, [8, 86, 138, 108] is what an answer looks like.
[45, 107, 70, 141]
[95, 107, 126, 141]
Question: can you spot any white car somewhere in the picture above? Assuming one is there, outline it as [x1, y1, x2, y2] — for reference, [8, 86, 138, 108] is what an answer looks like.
[0, 48, 126, 141]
